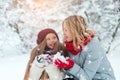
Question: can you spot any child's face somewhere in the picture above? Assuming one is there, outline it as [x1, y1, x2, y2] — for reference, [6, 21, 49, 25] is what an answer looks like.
[45, 33, 58, 49]
[63, 26, 73, 42]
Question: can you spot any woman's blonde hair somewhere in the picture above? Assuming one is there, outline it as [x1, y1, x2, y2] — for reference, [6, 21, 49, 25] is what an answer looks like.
[62, 15, 95, 48]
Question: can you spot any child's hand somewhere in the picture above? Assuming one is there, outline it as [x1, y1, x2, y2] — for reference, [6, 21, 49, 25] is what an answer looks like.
[36, 54, 53, 64]
[54, 57, 74, 69]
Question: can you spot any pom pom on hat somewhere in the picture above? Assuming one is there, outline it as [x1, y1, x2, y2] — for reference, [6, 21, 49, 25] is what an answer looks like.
[36, 28, 59, 45]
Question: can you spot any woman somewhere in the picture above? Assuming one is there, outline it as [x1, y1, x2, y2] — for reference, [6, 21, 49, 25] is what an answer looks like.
[54, 15, 116, 80]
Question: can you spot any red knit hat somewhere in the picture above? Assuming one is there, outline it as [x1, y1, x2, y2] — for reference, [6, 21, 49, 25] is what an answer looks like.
[36, 28, 59, 45]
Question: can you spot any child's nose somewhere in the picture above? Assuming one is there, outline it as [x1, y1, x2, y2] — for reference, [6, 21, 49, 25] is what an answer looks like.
[50, 39, 55, 42]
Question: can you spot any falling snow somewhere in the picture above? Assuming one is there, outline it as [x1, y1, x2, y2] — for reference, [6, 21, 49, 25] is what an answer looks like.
[80, 74, 86, 80]
[88, 60, 92, 64]
[102, 68, 105, 70]
[82, 46, 89, 52]
[0, 0, 120, 80]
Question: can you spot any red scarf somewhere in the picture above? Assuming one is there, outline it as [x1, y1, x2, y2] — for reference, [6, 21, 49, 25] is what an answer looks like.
[65, 34, 94, 55]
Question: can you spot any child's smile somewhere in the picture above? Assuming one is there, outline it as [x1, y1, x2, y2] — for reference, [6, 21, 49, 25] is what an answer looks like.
[46, 33, 58, 49]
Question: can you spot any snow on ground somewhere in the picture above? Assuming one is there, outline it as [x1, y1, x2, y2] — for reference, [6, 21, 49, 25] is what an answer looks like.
[0, 54, 29, 80]
[0, 52, 119, 80]
[108, 50, 120, 80]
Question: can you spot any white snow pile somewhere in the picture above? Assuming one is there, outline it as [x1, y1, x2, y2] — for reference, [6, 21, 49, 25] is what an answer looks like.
[53, 52, 66, 63]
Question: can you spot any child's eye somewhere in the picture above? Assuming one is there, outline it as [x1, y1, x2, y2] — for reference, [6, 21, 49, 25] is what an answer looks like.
[53, 36, 57, 39]
[46, 38, 50, 40]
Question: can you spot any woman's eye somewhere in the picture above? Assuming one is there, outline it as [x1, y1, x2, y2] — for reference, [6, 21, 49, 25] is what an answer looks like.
[65, 29, 67, 32]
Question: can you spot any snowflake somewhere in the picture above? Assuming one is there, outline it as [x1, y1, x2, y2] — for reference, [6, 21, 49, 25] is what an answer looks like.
[79, 75, 86, 80]
[102, 68, 105, 70]
[77, 73, 80, 77]
[83, 46, 88, 52]
[88, 60, 92, 64]
[98, 77, 101, 79]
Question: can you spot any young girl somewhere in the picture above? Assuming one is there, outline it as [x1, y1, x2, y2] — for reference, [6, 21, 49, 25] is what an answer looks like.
[54, 15, 116, 80]
[24, 28, 68, 80]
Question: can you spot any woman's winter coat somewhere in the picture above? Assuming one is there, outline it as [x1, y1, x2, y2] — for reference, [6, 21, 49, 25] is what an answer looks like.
[65, 37, 116, 80]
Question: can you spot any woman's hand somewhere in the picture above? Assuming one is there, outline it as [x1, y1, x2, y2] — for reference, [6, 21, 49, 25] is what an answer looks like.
[54, 57, 74, 69]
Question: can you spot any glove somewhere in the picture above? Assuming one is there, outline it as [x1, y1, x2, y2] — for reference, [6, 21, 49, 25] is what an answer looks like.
[54, 57, 74, 69]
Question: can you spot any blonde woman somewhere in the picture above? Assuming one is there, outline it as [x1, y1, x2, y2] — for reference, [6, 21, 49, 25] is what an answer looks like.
[24, 28, 67, 80]
[54, 15, 115, 80]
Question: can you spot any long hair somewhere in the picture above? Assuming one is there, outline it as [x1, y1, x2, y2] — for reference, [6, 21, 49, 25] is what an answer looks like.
[30, 36, 68, 80]
[32, 37, 68, 57]
[62, 15, 95, 48]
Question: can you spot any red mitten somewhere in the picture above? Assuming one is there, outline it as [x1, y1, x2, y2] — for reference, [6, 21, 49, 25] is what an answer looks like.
[54, 58, 74, 69]
[65, 57, 74, 69]
[54, 59, 67, 68]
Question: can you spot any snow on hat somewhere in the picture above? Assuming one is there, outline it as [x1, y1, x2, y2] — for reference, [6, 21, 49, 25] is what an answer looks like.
[36, 28, 59, 45]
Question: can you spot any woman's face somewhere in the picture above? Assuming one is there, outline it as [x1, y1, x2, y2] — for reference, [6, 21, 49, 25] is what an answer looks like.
[45, 33, 58, 49]
[63, 25, 73, 42]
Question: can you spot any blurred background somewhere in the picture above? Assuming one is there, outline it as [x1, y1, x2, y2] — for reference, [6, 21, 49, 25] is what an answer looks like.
[0, 0, 119, 56]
